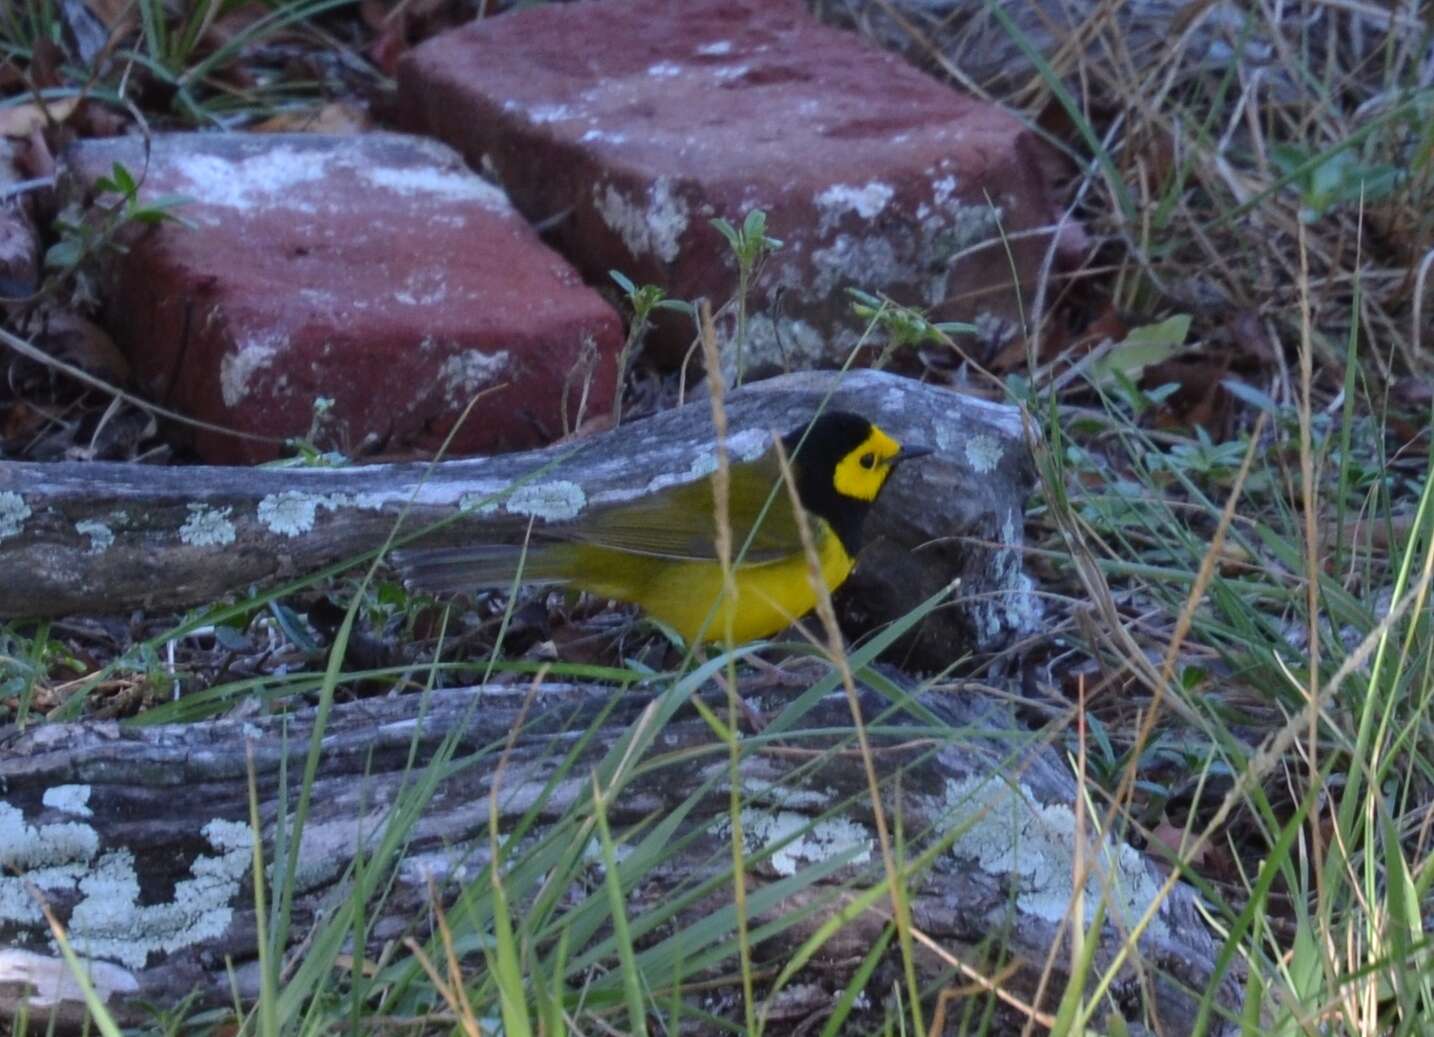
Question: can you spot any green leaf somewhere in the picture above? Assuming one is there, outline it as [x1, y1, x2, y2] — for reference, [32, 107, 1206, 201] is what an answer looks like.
[110, 161, 137, 196]
[1088, 313, 1190, 387]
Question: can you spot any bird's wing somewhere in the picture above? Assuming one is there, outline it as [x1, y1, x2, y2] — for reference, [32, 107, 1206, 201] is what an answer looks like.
[559, 454, 808, 563]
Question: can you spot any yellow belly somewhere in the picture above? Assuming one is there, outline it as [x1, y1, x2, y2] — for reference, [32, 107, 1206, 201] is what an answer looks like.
[570, 524, 855, 644]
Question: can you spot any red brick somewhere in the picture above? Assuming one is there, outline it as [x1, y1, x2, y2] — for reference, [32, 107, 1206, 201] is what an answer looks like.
[398, 0, 1076, 374]
[63, 133, 623, 464]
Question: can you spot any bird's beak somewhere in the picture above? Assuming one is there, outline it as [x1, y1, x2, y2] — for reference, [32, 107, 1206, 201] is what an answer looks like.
[892, 445, 933, 465]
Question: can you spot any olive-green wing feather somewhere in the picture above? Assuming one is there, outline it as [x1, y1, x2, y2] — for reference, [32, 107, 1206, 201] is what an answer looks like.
[558, 453, 807, 563]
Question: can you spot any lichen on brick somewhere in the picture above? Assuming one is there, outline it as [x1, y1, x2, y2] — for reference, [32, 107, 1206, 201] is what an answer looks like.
[438, 347, 511, 404]
[594, 177, 689, 264]
[816, 181, 894, 230]
[721, 314, 831, 382]
[220, 331, 286, 407]
[361, 164, 509, 210]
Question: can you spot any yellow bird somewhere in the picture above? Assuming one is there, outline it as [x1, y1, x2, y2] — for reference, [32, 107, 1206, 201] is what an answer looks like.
[394, 411, 930, 643]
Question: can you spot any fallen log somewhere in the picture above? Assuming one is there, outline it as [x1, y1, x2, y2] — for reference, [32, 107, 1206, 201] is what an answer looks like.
[0, 678, 1240, 1033]
[0, 369, 1040, 663]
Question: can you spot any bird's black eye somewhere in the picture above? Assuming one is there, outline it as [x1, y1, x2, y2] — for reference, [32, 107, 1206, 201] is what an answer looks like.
[860, 452, 877, 469]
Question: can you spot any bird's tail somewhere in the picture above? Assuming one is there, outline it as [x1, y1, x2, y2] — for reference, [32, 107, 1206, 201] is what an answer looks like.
[388, 544, 570, 597]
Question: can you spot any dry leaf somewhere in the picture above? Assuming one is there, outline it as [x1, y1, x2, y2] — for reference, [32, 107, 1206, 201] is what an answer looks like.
[81, 0, 135, 29]
[250, 101, 371, 135]
[40, 309, 131, 384]
[1150, 816, 1205, 867]
[0, 97, 80, 138]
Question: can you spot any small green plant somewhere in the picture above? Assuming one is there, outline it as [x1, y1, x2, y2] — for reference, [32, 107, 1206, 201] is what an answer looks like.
[847, 288, 976, 367]
[1270, 142, 1401, 223]
[609, 270, 692, 423]
[710, 209, 781, 385]
[46, 161, 191, 276]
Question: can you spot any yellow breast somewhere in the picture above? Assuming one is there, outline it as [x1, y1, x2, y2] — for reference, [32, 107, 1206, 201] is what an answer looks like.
[570, 522, 855, 644]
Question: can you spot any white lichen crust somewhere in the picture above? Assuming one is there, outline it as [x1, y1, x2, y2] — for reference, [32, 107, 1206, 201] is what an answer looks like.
[178, 504, 236, 547]
[594, 176, 689, 263]
[0, 490, 31, 541]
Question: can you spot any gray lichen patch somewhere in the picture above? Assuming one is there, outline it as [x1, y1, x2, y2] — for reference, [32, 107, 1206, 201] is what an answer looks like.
[943, 774, 1169, 943]
[255, 491, 357, 537]
[972, 511, 1042, 648]
[74, 519, 115, 556]
[220, 330, 286, 407]
[0, 491, 31, 541]
[179, 504, 236, 547]
[720, 314, 830, 384]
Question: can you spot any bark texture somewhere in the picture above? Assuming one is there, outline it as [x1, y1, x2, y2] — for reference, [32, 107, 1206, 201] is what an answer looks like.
[0, 678, 1240, 1033]
[1, 369, 1040, 664]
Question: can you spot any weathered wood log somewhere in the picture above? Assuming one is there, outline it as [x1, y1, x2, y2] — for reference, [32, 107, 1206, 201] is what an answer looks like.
[0, 369, 1040, 663]
[0, 679, 1239, 1033]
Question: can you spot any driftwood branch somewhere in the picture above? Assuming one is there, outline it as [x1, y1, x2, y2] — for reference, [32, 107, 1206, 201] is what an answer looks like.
[0, 679, 1239, 1033]
[2, 370, 1039, 661]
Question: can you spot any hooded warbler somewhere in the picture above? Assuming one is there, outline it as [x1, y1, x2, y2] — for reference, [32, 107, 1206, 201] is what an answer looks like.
[394, 412, 930, 643]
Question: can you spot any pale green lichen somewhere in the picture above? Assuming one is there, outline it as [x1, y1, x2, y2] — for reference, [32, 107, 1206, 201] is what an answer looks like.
[257, 491, 321, 536]
[74, 519, 114, 555]
[943, 773, 1168, 942]
[964, 434, 1004, 474]
[0, 801, 101, 926]
[506, 480, 587, 522]
[66, 818, 250, 969]
[712, 808, 873, 878]
[0, 490, 31, 541]
[179, 504, 236, 547]
[0, 798, 251, 969]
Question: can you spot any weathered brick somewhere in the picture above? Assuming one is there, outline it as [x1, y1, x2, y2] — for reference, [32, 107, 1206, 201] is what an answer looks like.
[399, 0, 1075, 376]
[63, 133, 623, 464]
